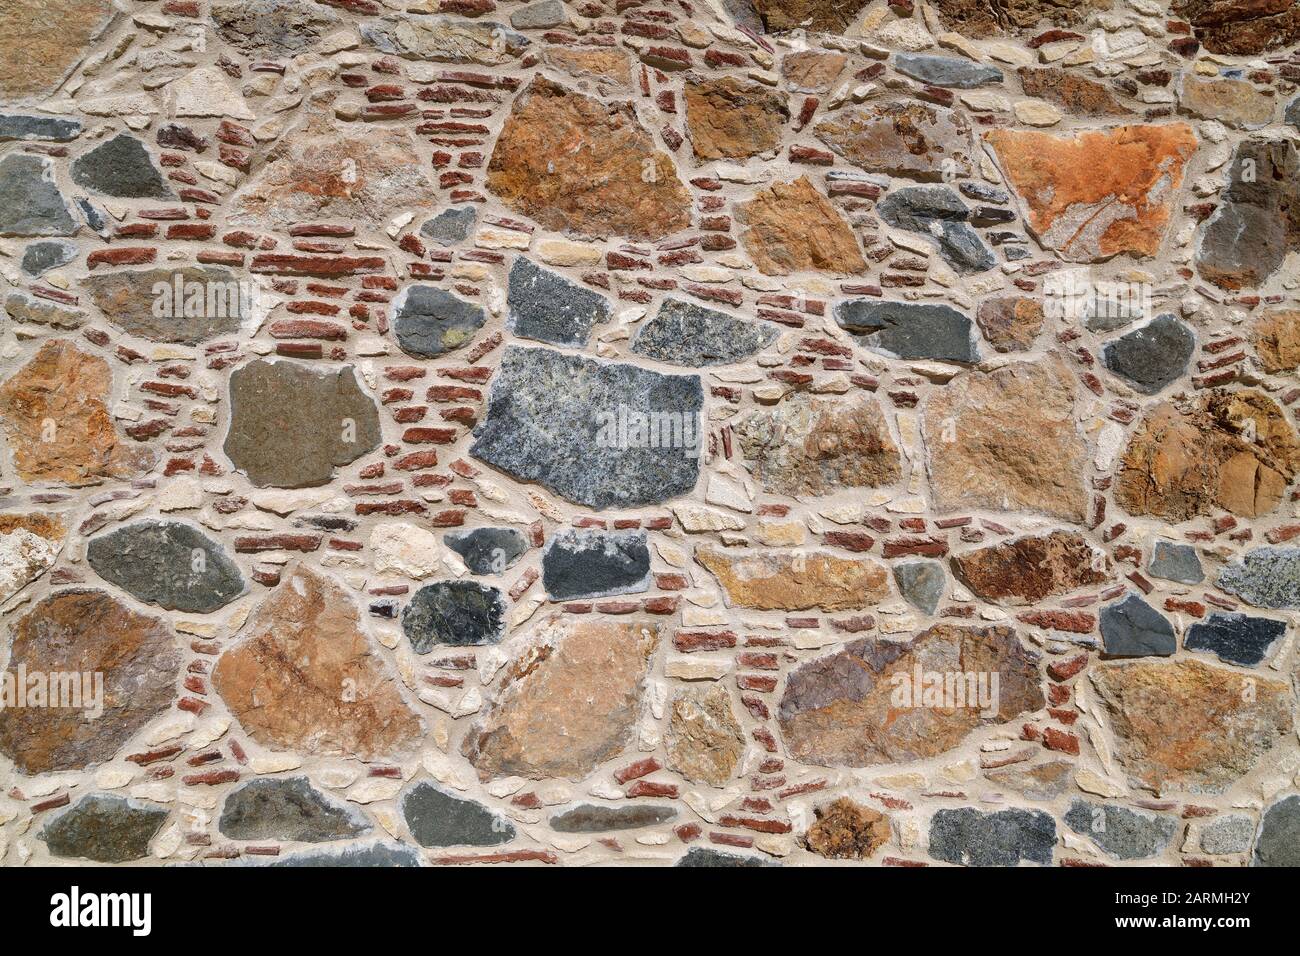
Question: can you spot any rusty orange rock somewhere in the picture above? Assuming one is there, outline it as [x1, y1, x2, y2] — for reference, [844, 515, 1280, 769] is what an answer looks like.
[684, 76, 789, 160]
[1252, 308, 1300, 373]
[696, 546, 889, 611]
[736, 176, 865, 276]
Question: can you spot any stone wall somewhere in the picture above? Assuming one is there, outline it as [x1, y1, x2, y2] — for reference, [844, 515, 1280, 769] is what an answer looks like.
[1, 0, 1299, 867]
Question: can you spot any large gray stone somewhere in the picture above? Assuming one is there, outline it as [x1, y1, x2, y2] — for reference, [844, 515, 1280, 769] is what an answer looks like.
[70, 133, 174, 200]
[1217, 547, 1300, 608]
[20, 240, 77, 276]
[550, 803, 677, 832]
[1200, 814, 1254, 855]
[0, 155, 76, 237]
[631, 297, 778, 366]
[266, 840, 423, 867]
[402, 580, 506, 652]
[1253, 794, 1300, 867]
[542, 528, 651, 600]
[87, 520, 244, 613]
[835, 299, 979, 363]
[876, 185, 996, 273]
[1063, 799, 1176, 860]
[895, 53, 1002, 88]
[83, 266, 252, 345]
[1101, 314, 1195, 395]
[928, 807, 1055, 866]
[1185, 612, 1286, 667]
[402, 781, 514, 847]
[420, 205, 476, 246]
[1148, 540, 1203, 584]
[40, 794, 168, 863]
[0, 114, 82, 142]
[219, 777, 372, 843]
[1099, 593, 1176, 658]
[507, 256, 611, 347]
[392, 285, 486, 357]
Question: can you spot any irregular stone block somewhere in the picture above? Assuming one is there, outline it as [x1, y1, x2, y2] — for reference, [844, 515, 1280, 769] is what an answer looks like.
[665, 685, 744, 786]
[631, 297, 777, 367]
[1099, 593, 1176, 658]
[697, 546, 890, 611]
[816, 102, 973, 182]
[507, 256, 611, 347]
[929, 807, 1055, 866]
[1217, 547, 1300, 609]
[952, 530, 1110, 605]
[402, 781, 514, 847]
[70, 133, 174, 199]
[40, 794, 168, 864]
[219, 777, 372, 842]
[736, 176, 866, 275]
[1063, 799, 1176, 860]
[836, 299, 979, 363]
[542, 528, 650, 601]
[87, 520, 244, 614]
[444, 527, 528, 575]
[392, 285, 486, 357]
[1185, 612, 1286, 667]
[550, 804, 676, 832]
[402, 580, 506, 651]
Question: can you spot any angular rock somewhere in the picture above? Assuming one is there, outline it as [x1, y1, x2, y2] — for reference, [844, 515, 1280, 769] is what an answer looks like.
[3, 290, 83, 330]
[815, 102, 973, 182]
[0, 114, 82, 142]
[631, 297, 777, 367]
[748, 0, 871, 32]
[778, 624, 1044, 767]
[1288, 95, 1300, 129]
[0, 155, 76, 237]
[213, 567, 424, 760]
[736, 176, 866, 276]
[361, 15, 528, 65]
[1174, 0, 1300, 56]
[929, 807, 1055, 866]
[923, 356, 1090, 521]
[781, 50, 847, 93]
[836, 299, 979, 363]
[0, 340, 153, 486]
[1091, 659, 1292, 793]
[70, 133, 173, 200]
[736, 392, 902, 497]
[876, 185, 996, 274]
[985, 124, 1197, 262]
[952, 531, 1110, 605]
[370, 522, 446, 580]
[225, 360, 381, 488]
[1148, 541, 1203, 585]
[893, 561, 945, 615]
[1217, 547, 1300, 609]
[697, 546, 890, 612]
[1252, 308, 1300, 373]
[168, 66, 256, 120]
[543, 47, 633, 87]
[470, 346, 703, 509]
[402, 580, 506, 652]
[684, 76, 789, 160]
[985, 760, 1073, 801]
[266, 841, 422, 867]
[0, 590, 181, 774]
[930, 0, 1110, 37]
[0, 0, 116, 103]
[804, 798, 891, 860]
[40, 795, 168, 863]
[87, 520, 244, 614]
[211, 0, 341, 56]
[507, 256, 611, 347]
[676, 846, 774, 866]
[83, 266, 255, 345]
[20, 240, 77, 276]
[0, 513, 64, 604]
[974, 296, 1043, 352]
[510, 0, 567, 29]
[420, 205, 477, 246]
[392, 285, 486, 357]
[1180, 77, 1275, 128]
[1064, 799, 1176, 860]
[1102, 315, 1195, 395]
[1185, 612, 1286, 667]
[550, 803, 677, 832]
[1199, 814, 1254, 855]
[896, 54, 1002, 88]
[486, 78, 690, 241]
[462, 615, 661, 780]
[542, 528, 650, 601]
[665, 685, 745, 786]
[402, 781, 514, 847]
[1017, 67, 1131, 117]
[1100, 594, 1176, 658]
[1253, 794, 1300, 866]
[219, 777, 372, 843]
[444, 527, 528, 575]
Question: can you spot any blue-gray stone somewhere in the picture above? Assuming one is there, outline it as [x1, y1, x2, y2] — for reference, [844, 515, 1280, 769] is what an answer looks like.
[471, 345, 703, 509]
[507, 255, 611, 347]
[0, 154, 75, 237]
[631, 296, 777, 367]
[1253, 794, 1300, 866]
[550, 803, 676, 832]
[267, 840, 423, 867]
[1148, 540, 1203, 584]
[1200, 814, 1254, 855]
[1101, 314, 1195, 395]
[676, 846, 776, 867]
[419, 205, 476, 246]
[1063, 799, 1176, 860]
[87, 520, 245, 614]
[835, 299, 978, 363]
[71, 133, 174, 200]
[895, 53, 1002, 89]
[1185, 612, 1286, 667]
[1218, 547, 1300, 608]
[542, 527, 651, 600]
[76, 197, 109, 236]
[1099, 593, 1176, 657]
[0, 114, 81, 142]
[894, 560, 944, 615]
[444, 526, 528, 575]
[219, 777, 372, 842]
[40, 794, 168, 863]
[876, 185, 996, 274]
[392, 285, 486, 357]
[402, 580, 506, 652]
[20, 240, 77, 276]
[928, 807, 1055, 866]
[402, 781, 514, 847]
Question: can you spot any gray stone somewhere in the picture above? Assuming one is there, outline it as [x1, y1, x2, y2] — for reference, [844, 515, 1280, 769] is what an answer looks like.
[3, 290, 83, 329]
[984, 760, 1073, 801]
[402, 781, 514, 847]
[225, 360, 381, 488]
[420, 205, 477, 246]
[267, 840, 423, 867]
[550, 803, 677, 832]
[0, 154, 76, 237]
[676, 846, 776, 866]
[1200, 814, 1254, 855]
[361, 16, 529, 64]
[876, 185, 996, 273]
[1101, 314, 1195, 395]
[893, 560, 944, 615]
[70, 133, 174, 200]
[444, 527, 528, 575]
[631, 297, 778, 367]
[40, 795, 168, 863]
[211, 0, 341, 55]
[1253, 794, 1300, 867]
[1148, 540, 1203, 584]
[959, 181, 1008, 204]
[0, 114, 81, 142]
[895, 53, 1002, 88]
[507, 255, 611, 347]
[76, 197, 108, 236]
[928, 807, 1055, 866]
[21, 240, 77, 276]
[1185, 612, 1286, 667]
[87, 520, 244, 613]
[542, 528, 651, 601]
[471, 345, 703, 509]
[1063, 799, 1176, 860]
[219, 777, 372, 842]
[835, 299, 979, 364]
[402, 580, 506, 652]
[1288, 96, 1300, 129]
[392, 285, 486, 358]
[1099, 593, 1176, 658]
[510, 0, 567, 30]
[1217, 546, 1300, 608]
[82, 266, 251, 344]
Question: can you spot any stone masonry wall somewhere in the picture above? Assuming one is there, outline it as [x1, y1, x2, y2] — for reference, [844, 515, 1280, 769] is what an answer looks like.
[2, 0, 1300, 867]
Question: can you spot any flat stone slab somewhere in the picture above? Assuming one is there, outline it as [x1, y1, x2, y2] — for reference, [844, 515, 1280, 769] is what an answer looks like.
[929, 807, 1055, 866]
[88, 520, 244, 613]
[542, 528, 651, 601]
[41, 794, 169, 863]
[835, 299, 979, 363]
[1099, 593, 1176, 658]
[219, 777, 372, 843]
[631, 297, 777, 366]
[402, 781, 514, 847]
[1185, 612, 1286, 667]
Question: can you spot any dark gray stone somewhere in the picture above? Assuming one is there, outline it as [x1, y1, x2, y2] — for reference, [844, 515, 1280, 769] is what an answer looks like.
[1288, 96, 1300, 129]
[631, 297, 777, 367]
[420, 205, 477, 246]
[894, 560, 945, 615]
[87, 520, 245, 614]
[675, 846, 776, 866]
[928, 807, 1055, 866]
[876, 185, 996, 273]
[402, 781, 514, 847]
[959, 181, 1008, 204]
[392, 285, 486, 357]
[1200, 814, 1253, 855]
[1063, 799, 1176, 860]
[550, 803, 677, 832]
[510, 0, 567, 29]
[402, 580, 506, 652]
[1253, 794, 1300, 867]
[267, 840, 423, 867]
[834, 299, 978, 364]
[211, 0, 341, 55]
[507, 255, 611, 347]
[1099, 593, 1176, 658]
[471, 345, 703, 509]
[1218, 547, 1300, 608]
[0, 154, 76, 237]
[0, 114, 82, 142]
[542, 528, 651, 601]
[444, 527, 528, 575]
[71, 133, 174, 200]
[40, 794, 168, 863]
[82, 266, 251, 345]
[76, 197, 109, 236]
[1185, 612, 1286, 667]
[1102, 314, 1195, 395]
[21, 240, 77, 276]
[895, 53, 1002, 88]
[219, 777, 372, 842]
[1148, 540, 1203, 584]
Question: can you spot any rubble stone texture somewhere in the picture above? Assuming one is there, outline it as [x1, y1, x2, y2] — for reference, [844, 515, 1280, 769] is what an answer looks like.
[3, 0, 1300, 870]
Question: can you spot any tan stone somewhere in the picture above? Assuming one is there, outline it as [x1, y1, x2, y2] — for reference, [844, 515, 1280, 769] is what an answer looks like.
[1017, 67, 1131, 117]
[804, 798, 891, 859]
[0, 513, 65, 605]
[1252, 308, 1300, 374]
[952, 531, 1111, 605]
[781, 50, 848, 93]
[0, 0, 116, 103]
[665, 685, 744, 786]
[815, 102, 973, 182]
[684, 77, 789, 160]
[736, 176, 865, 276]
[974, 295, 1043, 352]
[542, 46, 633, 88]
[696, 546, 890, 611]
[1180, 77, 1275, 128]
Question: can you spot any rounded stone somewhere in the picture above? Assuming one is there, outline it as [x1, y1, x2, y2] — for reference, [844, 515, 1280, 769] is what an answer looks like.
[402, 580, 507, 652]
[87, 520, 244, 613]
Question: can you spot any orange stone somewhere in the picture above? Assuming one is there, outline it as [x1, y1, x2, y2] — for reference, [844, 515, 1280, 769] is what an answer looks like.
[736, 176, 866, 276]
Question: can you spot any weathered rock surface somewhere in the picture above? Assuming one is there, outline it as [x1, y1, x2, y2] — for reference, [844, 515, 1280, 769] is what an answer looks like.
[1252, 308, 1300, 373]
[875, 185, 996, 274]
[402, 781, 514, 846]
[781, 50, 847, 93]
[1100, 593, 1176, 658]
[894, 561, 945, 615]
[40, 795, 168, 863]
[0, 0, 116, 103]
[684, 77, 788, 160]
[0, 513, 65, 605]
[985, 760, 1073, 800]
[361, 15, 528, 65]
[83, 266, 253, 345]
[1148, 541, 1203, 585]
[1174, 0, 1300, 56]
[952, 530, 1109, 606]
[1017, 67, 1131, 116]
[697, 547, 890, 612]
[804, 798, 891, 859]
[929, 807, 1055, 866]
[737, 176, 865, 276]
[896, 54, 1001, 88]
[0, 115, 82, 142]
[70, 133, 173, 199]
[665, 685, 745, 786]
[974, 296, 1043, 352]
[444, 527, 528, 575]
[402, 580, 506, 651]
[816, 102, 973, 182]
[211, 0, 340, 56]
[550, 803, 676, 832]
[3, 290, 83, 330]
[1253, 794, 1300, 866]
[675, 846, 774, 867]
[1102, 315, 1195, 395]
[20, 240, 77, 276]
[1200, 814, 1254, 855]
[631, 297, 777, 367]
[1185, 612, 1286, 667]
[748, 0, 871, 32]
[1217, 547, 1300, 609]
[392, 285, 486, 357]
[1180, 77, 1275, 128]
[0, 154, 76, 237]
[1064, 799, 1176, 860]
[542, 528, 650, 601]
[219, 777, 372, 842]
[265, 841, 422, 867]
[836, 299, 979, 363]
[87, 520, 244, 613]
[507, 256, 610, 347]
[420, 205, 477, 246]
